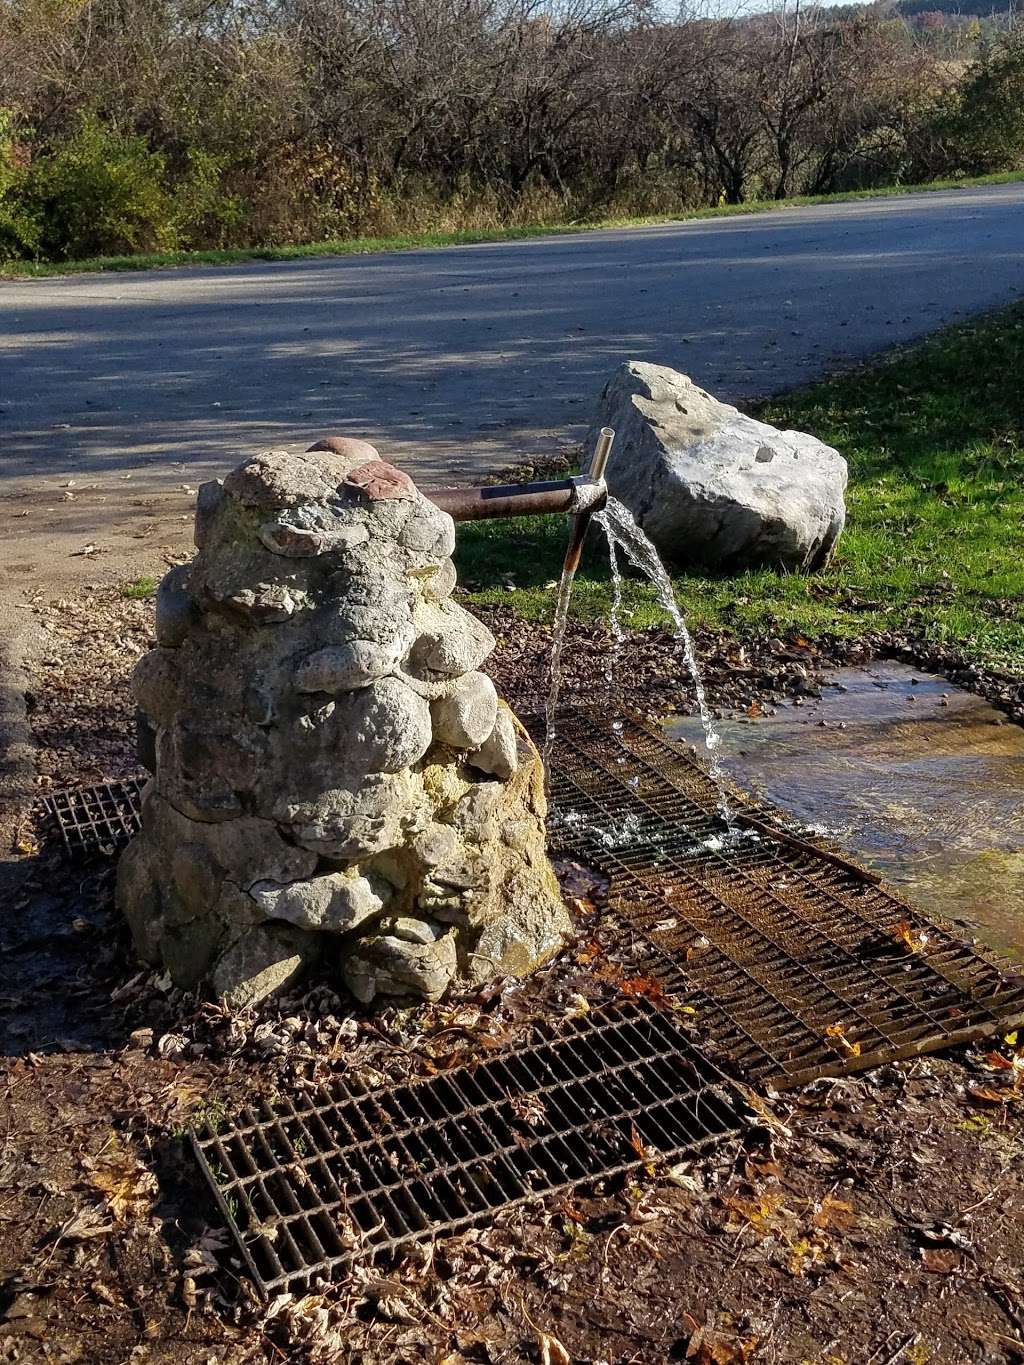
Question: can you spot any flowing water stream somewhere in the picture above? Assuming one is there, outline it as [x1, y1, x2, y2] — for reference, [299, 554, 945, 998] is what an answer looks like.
[544, 494, 735, 831]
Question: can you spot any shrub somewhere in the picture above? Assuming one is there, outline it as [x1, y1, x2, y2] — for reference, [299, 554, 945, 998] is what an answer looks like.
[0, 110, 40, 261]
[23, 112, 174, 260]
[937, 29, 1024, 174]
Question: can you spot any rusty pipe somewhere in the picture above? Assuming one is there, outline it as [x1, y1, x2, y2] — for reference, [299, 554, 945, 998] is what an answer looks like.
[558, 426, 615, 580]
[425, 428, 615, 527]
[426, 474, 606, 523]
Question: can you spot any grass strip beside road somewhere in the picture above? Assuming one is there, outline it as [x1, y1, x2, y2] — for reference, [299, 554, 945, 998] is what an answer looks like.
[454, 303, 1024, 673]
[3, 170, 1023, 279]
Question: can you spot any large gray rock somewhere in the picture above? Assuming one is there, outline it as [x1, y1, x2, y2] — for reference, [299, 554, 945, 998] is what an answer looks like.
[118, 438, 571, 1007]
[586, 361, 847, 572]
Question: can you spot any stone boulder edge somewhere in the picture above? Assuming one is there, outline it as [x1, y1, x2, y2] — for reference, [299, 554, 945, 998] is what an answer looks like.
[585, 361, 848, 572]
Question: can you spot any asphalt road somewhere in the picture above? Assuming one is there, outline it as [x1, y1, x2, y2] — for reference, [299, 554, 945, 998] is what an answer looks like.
[2, 181, 1023, 505]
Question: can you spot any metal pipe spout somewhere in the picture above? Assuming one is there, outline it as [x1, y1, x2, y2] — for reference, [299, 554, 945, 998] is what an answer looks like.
[425, 427, 615, 531]
[426, 473, 606, 523]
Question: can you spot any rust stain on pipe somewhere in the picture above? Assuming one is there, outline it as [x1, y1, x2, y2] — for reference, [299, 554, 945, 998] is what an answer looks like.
[426, 477, 605, 523]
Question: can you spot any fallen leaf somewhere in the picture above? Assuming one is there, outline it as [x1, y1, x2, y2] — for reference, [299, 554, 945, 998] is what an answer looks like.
[56, 1205, 115, 1241]
[619, 975, 666, 1003]
[721, 1191, 786, 1234]
[811, 1195, 855, 1231]
[83, 1134, 157, 1221]
[509, 1094, 546, 1127]
[891, 919, 929, 954]
[686, 1327, 760, 1363]
[968, 1085, 1017, 1106]
[538, 1330, 571, 1365]
[824, 1023, 862, 1057]
[921, 1246, 959, 1274]
[982, 1051, 1017, 1071]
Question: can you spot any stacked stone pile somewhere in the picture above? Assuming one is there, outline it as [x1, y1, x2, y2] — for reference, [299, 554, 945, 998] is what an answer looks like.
[117, 437, 570, 1008]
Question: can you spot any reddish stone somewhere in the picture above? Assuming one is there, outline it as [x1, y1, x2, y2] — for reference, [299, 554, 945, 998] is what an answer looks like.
[344, 460, 417, 503]
[307, 436, 381, 463]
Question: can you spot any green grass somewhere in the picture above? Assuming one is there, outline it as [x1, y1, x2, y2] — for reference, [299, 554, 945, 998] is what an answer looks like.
[3, 169, 1022, 279]
[120, 576, 158, 600]
[455, 303, 1024, 672]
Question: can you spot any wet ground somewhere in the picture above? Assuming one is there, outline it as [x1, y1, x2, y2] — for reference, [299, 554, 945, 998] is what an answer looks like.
[669, 662, 1024, 958]
[2, 598, 1024, 1360]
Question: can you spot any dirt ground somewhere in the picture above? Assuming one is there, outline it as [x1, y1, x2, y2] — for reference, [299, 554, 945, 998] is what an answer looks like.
[1, 586, 1023, 1362]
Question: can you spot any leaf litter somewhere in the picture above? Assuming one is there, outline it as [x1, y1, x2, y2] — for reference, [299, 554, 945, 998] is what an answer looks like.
[5, 582, 1024, 1361]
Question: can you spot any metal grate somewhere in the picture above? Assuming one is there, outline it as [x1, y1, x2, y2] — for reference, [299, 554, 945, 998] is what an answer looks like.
[191, 999, 744, 1297]
[541, 707, 1024, 1089]
[42, 776, 147, 859]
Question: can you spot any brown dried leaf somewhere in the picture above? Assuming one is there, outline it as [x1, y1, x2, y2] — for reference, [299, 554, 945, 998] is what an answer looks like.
[509, 1094, 546, 1128]
[982, 1051, 1017, 1071]
[619, 975, 666, 1004]
[57, 1205, 115, 1242]
[811, 1195, 856, 1231]
[576, 939, 603, 965]
[921, 1247, 959, 1274]
[538, 1330, 572, 1365]
[968, 1085, 1017, 1106]
[83, 1134, 157, 1222]
[686, 1328, 760, 1363]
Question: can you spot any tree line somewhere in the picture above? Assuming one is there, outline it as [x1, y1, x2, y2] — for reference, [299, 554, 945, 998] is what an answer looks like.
[1, 0, 1022, 262]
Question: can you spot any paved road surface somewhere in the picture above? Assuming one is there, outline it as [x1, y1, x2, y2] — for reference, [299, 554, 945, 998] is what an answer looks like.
[1, 183, 1022, 585]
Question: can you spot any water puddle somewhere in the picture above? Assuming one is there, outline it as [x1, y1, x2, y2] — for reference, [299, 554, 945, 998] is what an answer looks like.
[667, 661, 1024, 957]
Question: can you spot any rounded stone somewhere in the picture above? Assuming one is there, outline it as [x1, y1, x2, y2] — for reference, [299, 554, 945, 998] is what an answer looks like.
[431, 672, 498, 749]
[211, 924, 318, 1010]
[296, 640, 405, 693]
[469, 704, 519, 781]
[342, 929, 457, 1004]
[420, 559, 458, 602]
[155, 565, 199, 647]
[131, 648, 182, 729]
[251, 871, 385, 931]
[399, 501, 456, 559]
[258, 521, 324, 556]
[410, 600, 494, 677]
[349, 677, 433, 772]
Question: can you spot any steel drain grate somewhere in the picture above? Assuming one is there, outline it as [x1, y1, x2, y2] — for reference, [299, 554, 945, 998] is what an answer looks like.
[542, 707, 1024, 1088]
[42, 713, 1024, 1089]
[42, 776, 147, 859]
[191, 999, 744, 1296]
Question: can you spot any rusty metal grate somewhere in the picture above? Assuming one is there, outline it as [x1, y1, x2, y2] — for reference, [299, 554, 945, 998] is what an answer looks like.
[541, 707, 1024, 1089]
[191, 999, 744, 1297]
[42, 775, 147, 859]
[42, 711, 1024, 1090]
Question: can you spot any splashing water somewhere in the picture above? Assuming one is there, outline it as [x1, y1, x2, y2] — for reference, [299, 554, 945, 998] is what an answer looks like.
[604, 534, 625, 689]
[543, 567, 576, 769]
[594, 497, 736, 831]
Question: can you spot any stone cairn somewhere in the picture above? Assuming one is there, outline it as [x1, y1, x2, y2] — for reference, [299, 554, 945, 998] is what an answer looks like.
[117, 438, 571, 1008]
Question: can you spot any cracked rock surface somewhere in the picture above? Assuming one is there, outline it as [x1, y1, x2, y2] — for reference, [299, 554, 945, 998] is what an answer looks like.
[117, 439, 570, 1007]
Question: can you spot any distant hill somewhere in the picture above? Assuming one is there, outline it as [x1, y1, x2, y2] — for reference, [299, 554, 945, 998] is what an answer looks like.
[894, 0, 1018, 18]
